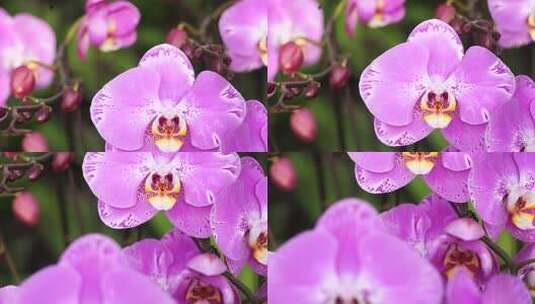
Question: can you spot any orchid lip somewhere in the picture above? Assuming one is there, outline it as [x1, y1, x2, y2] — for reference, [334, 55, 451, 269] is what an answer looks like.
[258, 36, 268, 65]
[185, 278, 223, 304]
[506, 190, 535, 230]
[368, 0, 386, 28]
[401, 152, 438, 175]
[528, 13, 535, 41]
[419, 89, 457, 129]
[248, 223, 268, 265]
[144, 171, 181, 211]
[151, 113, 188, 152]
[443, 243, 481, 279]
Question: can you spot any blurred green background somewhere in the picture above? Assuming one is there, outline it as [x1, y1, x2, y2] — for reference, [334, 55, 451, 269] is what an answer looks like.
[270, 0, 535, 151]
[0, 0, 265, 152]
[269, 152, 518, 262]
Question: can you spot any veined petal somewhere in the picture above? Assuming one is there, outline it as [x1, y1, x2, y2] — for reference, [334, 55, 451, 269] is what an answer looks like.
[221, 100, 268, 152]
[166, 201, 212, 238]
[182, 72, 246, 150]
[482, 274, 531, 304]
[90, 66, 160, 151]
[374, 115, 433, 147]
[348, 152, 397, 173]
[17, 265, 82, 304]
[359, 42, 429, 126]
[98, 200, 157, 229]
[354, 153, 414, 193]
[106, 1, 140, 36]
[442, 115, 487, 152]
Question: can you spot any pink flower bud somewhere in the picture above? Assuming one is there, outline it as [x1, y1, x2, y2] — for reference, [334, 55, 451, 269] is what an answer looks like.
[290, 108, 317, 143]
[329, 64, 351, 90]
[10, 66, 35, 98]
[270, 157, 297, 192]
[61, 88, 83, 113]
[22, 132, 49, 152]
[435, 4, 456, 23]
[166, 28, 189, 49]
[52, 152, 74, 172]
[279, 41, 304, 74]
[12, 192, 39, 227]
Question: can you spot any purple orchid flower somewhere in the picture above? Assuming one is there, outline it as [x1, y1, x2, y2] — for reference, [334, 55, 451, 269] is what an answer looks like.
[486, 75, 535, 152]
[124, 229, 240, 303]
[382, 195, 499, 286]
[0, 8, 56, 106]
[469, 153, 535, 242]
[349, 152, 472, 202]
[82, 151, 240, 237]
[359, 19, 515, 150]
[90, 43, 258, 153]
[269, 198, 443, 303]
[515, 243, 535, 295]
[76, 0, 140, 60]
[219, 0, 267, 73]
[8, 234, 174, 304]
[345, 0, 406, 36]
[0, 286, 19, 304]
[446, 269, 531, 304]
[267, 0, 324, 81]
[488, 0, 535, 48]
[211, 157, 267, 276]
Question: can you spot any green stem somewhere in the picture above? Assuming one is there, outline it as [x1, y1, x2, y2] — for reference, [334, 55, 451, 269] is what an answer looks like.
[0, 232, 20, 283]
[481, 236, 515, 273]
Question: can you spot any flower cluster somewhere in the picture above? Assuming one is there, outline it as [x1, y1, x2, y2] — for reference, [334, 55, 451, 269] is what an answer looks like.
[90, 43, 267, 153]
[270, 152, 535, 303]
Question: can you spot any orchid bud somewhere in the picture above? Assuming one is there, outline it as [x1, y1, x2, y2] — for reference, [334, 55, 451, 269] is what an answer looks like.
[12, 192, 39, 227]
[329, 64, 351, 90]
[22, 132, 49, 152]
[35, 106, 52, 123]
[52, 152, 74, 172]
[0, 108, 8, 121]
[61, 88, 83, 113]
[10, 66, 35, 98]
[279, 41, 303, 74]
[166, 27, 188, 49]
[304, 82, 320, 99]
[270, 157, 297, 192]
[267, 83, 276, 98]
[290, 108, 317, 143]
[435, 4, 456, 23]
[27, 163, 44, 181]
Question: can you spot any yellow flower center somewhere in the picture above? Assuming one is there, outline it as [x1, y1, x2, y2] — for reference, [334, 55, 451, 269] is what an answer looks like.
[185, 278, 223, 304]
[528, 13, 535, 41]
[144, 171, 181, 211]
[150, 114, 188, 152]
[369, 0, 386, 28]
[401, 152, 438, 175]
[258, 36, 268, 66]
[420, 90, 457, 129]
[249, 225, 268, 265]
[443, 244, 481, 279]
[507, 191, 535, 230]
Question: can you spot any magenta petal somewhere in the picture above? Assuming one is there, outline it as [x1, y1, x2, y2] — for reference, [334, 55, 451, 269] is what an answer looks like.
[98, 200, 157, 229]
[176, 152, 241, 207]
[359, 232, 443, 303]
[221, 100, 268, 152]
[18, 265, 82, 304]
[102, 269, 174, 304]
[76, 22, 91, 60]
[354, 153, 414, 193]
[441, 152, 472, 171]
[408, 19, 463, 78]
[187, 253, 227, 276]
[106, 1, 140, 36]
[212, 157, 265, 260]
[183, 71, 246, 150]
[90, 67, 160, 150]
[166, 200, 212, 238]
[138, 44, 195, 102]
[442, 115, 487, 152]
[360, 42, 429, 126]
[488, 0, 532, 48]
[468, 153, 517, 226]
[423, 154, 470, 202]
[83, 152, 150, 209]
[374, 115, 433, 147]
[0, 71, 8, 107]
[381, 203, 431, 255]
[445, 218, 484, 241]
[446, 268, 481, 304]
[482, 274, 531, 304]
[268, 230, 338, 304]
[12, 13, 56, 88]
[348, 152, 397, 173]
[0, 286, 19, 304]
[344, 1, 359, 36]
[451, 46, 515, 125]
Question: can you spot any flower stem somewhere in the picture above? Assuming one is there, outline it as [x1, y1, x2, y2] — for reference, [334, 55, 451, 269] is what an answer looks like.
[0, 231, 20, 283]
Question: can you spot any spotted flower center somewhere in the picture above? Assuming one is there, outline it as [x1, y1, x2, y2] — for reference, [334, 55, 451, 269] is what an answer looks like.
[258, 36, 268, 66]
[333, 297, 362, 304]
[143, 171, 181, 211]
[506, 191, 535, 230]
[528, 11, 535, 41]
[443, 244, 480, 279]
[368, 0, 386, 28]
[248, 224, 268, 265]
[524, 270, 535, 297]
[419, 90, 457, 129]
[150, 114, 188, 152]
[401, 152, 438, 175]
[185, 278, 223, 304]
